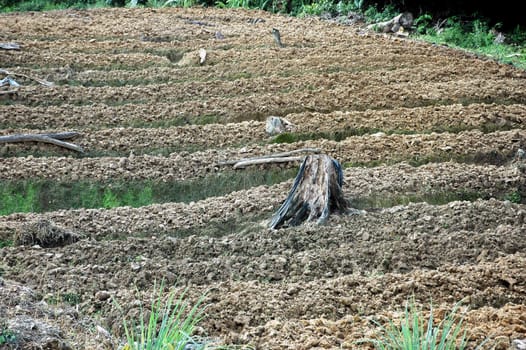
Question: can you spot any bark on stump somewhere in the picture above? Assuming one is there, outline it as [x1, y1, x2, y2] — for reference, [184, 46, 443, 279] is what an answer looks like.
[367, 12, 413, 33]
[269, 154, 350, 229]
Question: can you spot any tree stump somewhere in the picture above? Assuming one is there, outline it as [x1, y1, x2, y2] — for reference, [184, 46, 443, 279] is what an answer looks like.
[269, 154, 351, 229]
[367, 12, 413, 33]
[265, 116, 294, 136]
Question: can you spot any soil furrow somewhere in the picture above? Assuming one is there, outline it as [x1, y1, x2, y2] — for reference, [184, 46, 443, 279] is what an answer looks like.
[2, 101, 524, 131]
[2, 103, 525, 157]
[0, 130, 523, 181]
[0, 162, 523, 240]
[6, 76, 525, 109]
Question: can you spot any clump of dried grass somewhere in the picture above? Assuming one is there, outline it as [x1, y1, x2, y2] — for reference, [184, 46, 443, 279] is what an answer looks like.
[14, 219, 84, 248]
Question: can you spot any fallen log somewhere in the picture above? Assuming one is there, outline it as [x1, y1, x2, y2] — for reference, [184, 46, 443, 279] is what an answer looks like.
[269, 154, 353, 229]
[218, 148, 321, 166]
[233, 156, 303, 169]
[0, 132, 83, 153]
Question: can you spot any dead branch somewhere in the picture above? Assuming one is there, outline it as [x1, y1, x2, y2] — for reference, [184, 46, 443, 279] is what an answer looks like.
[0, 132, 83, 153]
[233, 156, 303, 169]
[218, 148, 321, 166]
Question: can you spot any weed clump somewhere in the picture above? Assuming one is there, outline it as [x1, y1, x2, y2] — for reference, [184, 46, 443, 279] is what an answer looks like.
[361, 300, 482, 350]
[14, 219, 84, 248]
[114, 282, 207, 350]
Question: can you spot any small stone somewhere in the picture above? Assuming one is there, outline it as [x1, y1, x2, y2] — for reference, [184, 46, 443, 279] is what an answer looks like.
[95, 291, 111, 301]
[286, 286, 298, 295]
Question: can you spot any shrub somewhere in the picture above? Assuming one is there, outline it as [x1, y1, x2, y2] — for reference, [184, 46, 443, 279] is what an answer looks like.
[414, 13, 433, 34]
[363, 3, 397, 23]
[439, 17, 495, 49]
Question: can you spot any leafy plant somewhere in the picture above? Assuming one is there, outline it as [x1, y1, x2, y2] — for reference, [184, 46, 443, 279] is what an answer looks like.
[298, 0, 334, 16]
[115, 282, 207, 350]
[508, 25, 526, 46]
[334, 0, 363, 15]
[215, 0, 251, 9]
[505, 191, 522, 204]
[0, 326, 16, 345]
[414, 13, 433, 34]
[363, 4, 397, 24]
[0, 240, 13, 249]
[362, 300, 477, 350]
[415, 16, 526, 69]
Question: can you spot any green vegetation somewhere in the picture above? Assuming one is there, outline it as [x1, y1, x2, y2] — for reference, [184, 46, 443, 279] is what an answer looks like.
[352, 190, 488, 210]
[0, 325, 16, 346]
[46, 292, 82, 306]
[0, 240, 13, 248]
[415, 15, 526, 69]
[0, 168, 297, 215]
[504, 190, 522, 204]
[363, 300, 474, 350]
[114, 282, 206, 350]
[0, 183, 37, 215]
[0, 0, 108, 11]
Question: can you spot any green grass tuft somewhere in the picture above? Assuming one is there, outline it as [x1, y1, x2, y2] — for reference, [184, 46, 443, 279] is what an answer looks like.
[114, 281, 206, 350]
[361, 299, 480, 350]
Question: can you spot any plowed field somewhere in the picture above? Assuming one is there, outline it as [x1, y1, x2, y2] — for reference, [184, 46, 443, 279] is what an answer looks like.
[1, 7, 525, 350]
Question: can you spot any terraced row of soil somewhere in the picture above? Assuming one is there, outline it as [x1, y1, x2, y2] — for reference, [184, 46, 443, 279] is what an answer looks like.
[0, 7, 525, 350]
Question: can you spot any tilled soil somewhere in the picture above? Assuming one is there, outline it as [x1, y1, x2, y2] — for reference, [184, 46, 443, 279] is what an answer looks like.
[0, 7, 525, 350]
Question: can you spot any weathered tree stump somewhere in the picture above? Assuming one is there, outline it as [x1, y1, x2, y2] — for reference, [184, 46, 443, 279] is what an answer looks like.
[367, 12, 413, 34]
[269, 154, 351, 229]
[265, 116, 294, 136]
